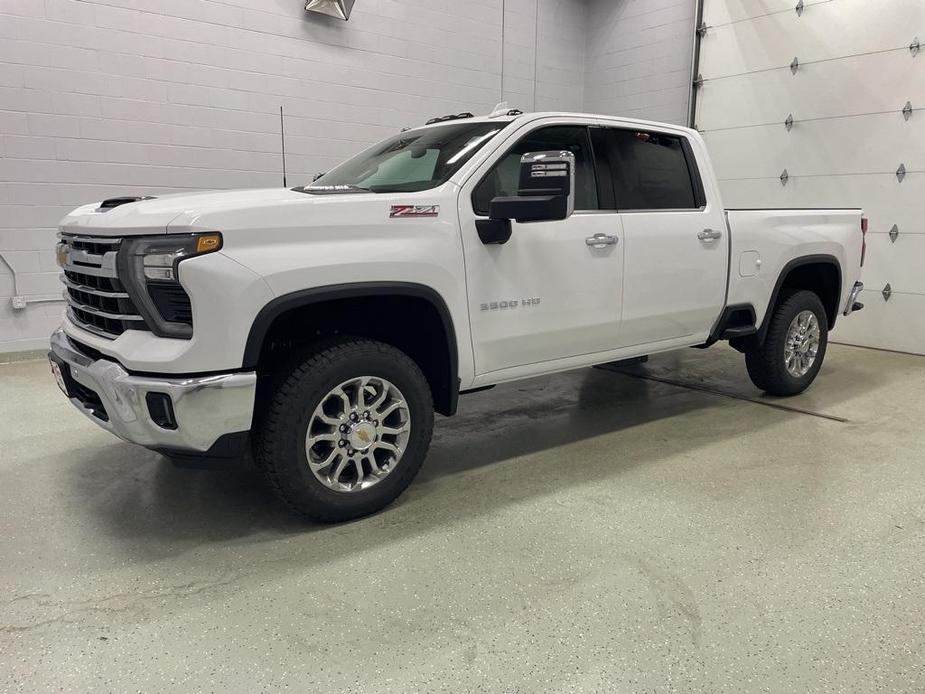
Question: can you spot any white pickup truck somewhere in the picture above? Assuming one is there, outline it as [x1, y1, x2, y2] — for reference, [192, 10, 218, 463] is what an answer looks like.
[49, 109, 866, 521]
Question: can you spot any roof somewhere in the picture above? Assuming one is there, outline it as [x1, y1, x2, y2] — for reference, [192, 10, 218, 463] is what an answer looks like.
[408, 111, 697, 136]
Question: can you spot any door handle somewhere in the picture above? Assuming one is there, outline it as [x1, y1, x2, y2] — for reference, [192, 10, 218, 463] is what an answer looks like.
[585, 233, 618, 248]
[698, 228, 722, 241]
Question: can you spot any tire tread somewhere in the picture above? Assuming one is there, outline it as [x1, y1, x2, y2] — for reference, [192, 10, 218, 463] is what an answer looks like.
[745, 290, 828, 396]
[255, 337, 433, 522]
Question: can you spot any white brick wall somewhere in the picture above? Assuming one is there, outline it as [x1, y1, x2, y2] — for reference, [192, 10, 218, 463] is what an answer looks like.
[501, 0, 588, 110]
[1, 0, 597, 352]
[2, 0, 698, 353]
[585, 0, 695, 125]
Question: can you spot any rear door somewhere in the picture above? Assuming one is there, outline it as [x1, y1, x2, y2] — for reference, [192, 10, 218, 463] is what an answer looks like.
[593, 126, 728, 347]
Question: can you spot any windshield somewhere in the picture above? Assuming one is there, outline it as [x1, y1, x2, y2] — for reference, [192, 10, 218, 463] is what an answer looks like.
[301, 122, 504, 194]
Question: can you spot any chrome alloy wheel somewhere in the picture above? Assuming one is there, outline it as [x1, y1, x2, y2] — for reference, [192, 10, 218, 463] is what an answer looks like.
[784, 310, 821, 378]
[305, 377, 411, 493]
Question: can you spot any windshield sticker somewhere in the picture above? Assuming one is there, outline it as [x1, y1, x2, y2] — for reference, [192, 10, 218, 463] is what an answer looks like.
[307, 184, 359, 191]
[390, 205, 439, 218]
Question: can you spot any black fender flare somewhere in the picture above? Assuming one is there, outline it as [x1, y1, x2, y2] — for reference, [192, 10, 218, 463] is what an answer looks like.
[758, 254, 842, 343]
[242, 281, 459, 414]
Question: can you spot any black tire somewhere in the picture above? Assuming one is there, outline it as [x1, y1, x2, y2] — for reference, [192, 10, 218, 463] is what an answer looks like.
[745, 290, 828, 396]
[255, 337, 434, 522]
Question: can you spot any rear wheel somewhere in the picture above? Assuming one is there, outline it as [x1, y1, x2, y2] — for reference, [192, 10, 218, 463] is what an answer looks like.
[255, 337, 434, 522]
[745, 290, 828, 396]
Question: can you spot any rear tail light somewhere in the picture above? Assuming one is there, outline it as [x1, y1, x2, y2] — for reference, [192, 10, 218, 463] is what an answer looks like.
[860, 216, 868, 267]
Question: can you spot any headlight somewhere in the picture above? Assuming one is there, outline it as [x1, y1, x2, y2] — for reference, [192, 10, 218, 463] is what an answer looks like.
[117, 233, 222, 339]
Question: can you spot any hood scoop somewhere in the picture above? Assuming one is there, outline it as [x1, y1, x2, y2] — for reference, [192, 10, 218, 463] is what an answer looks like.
[97, 195, 156, 212]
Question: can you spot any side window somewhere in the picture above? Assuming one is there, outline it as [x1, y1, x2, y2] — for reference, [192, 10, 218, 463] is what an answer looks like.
[602, 130, 699, 210]
[472, 125, 599, 215]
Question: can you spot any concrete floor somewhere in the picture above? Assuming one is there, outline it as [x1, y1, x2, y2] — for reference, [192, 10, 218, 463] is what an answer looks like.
[1, 344, 923, 693]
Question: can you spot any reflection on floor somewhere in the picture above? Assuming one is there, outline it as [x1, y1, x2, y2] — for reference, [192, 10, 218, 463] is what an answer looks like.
[1, 344, 923, 692]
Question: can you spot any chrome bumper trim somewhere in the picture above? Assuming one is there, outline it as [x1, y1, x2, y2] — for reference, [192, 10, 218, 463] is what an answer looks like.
[49, 328, 255, 452]
[843, 281, 864, 316]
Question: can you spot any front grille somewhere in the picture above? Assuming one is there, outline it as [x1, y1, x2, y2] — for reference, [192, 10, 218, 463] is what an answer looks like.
[59, 234, 148, 340]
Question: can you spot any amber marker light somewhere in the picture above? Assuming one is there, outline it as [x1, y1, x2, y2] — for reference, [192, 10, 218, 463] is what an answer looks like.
[196, 233, 223, 254]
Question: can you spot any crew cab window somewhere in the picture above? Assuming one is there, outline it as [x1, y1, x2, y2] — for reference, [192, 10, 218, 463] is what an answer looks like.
[472, 125, 599, 215]
[597, 129, 699, 210]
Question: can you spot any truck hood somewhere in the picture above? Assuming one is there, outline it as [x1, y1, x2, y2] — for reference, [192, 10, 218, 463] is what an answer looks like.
[58, 188, 314, 237]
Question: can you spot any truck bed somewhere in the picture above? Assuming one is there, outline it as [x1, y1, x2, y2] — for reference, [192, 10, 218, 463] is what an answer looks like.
[724, 208, 864, 329]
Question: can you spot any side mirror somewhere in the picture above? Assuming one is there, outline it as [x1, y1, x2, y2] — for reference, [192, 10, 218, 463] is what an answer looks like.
[476, 151, 576, 244]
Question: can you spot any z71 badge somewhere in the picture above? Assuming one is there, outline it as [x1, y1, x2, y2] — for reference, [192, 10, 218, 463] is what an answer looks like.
[390, 205, 439, 218]
[480, 298, 541, 311]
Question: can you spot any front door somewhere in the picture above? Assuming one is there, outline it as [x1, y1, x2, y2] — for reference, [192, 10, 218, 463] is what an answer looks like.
[459, 122, 625, 377]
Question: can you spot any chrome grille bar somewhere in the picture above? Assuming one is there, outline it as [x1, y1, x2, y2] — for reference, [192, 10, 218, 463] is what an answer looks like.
[62, 258, 118, 278]
[60, 274, 129, 298]
[65, 294, 145, 321]
[63, 235, 122, 246]
[58, 233, 149, 339]
[66, 308, 125, 340]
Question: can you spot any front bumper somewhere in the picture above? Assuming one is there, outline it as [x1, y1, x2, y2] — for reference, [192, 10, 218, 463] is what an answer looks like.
[49, 328, 256, 453]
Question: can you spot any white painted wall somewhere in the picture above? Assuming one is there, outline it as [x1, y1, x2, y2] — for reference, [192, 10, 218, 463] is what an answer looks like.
[585, 0, 696, 125]
[503, 0, 588, 111]
[0, 0, 589, 353]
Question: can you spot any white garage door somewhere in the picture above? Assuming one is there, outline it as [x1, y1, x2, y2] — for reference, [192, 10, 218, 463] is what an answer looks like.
[695, 0, 925, 355]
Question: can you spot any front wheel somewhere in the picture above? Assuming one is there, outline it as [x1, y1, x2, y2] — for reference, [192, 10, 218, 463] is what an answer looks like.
[745, 290, 829, 396]
[255, 338, 434, 522]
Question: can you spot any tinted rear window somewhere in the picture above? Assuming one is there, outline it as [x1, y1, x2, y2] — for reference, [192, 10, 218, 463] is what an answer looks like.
[601, 130, 698, 210]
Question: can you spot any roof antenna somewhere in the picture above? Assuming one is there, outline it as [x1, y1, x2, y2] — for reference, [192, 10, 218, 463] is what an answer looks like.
[279, 105, 287, 188]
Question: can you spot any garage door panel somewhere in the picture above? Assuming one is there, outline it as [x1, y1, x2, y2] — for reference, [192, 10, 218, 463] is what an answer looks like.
[832, 290, 925, 355]
[718, 173, 925, 231]
[697, 49, 925, 131]
[719, 174, 925, 234]
[859, 233, 925, 295]
[703, 0, 831, 27]
[699, 0, 925, 354]
[704, 114, 925, 179]
[700, 0, 925, 79]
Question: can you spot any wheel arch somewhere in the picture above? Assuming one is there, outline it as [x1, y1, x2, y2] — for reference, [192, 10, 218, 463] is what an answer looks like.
[758, 254, 842, 343]
[244, 282, 459, 416]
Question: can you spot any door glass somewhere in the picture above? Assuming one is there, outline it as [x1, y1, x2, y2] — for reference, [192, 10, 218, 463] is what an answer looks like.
[472, 126, 599, 215]
[602, 130, 698, 210]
